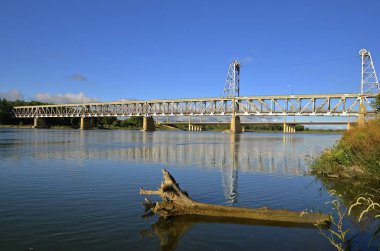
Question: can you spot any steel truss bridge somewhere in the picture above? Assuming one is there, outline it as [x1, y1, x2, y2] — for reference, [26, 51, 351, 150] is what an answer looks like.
[13, 48, 379, 131]
[12, 93, 378, 118]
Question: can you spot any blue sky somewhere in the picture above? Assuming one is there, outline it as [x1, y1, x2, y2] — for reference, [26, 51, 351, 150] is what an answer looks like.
[0, 0, 379, 103]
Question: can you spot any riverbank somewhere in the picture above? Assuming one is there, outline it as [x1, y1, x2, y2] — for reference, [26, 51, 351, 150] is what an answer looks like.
[310, 118, 380, 179]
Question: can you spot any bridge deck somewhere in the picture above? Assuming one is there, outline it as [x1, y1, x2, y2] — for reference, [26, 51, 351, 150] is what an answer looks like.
[13, 93, 378, 118]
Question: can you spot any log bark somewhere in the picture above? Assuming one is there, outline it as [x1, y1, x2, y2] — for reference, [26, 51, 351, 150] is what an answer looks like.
[140, 169, 331, 226]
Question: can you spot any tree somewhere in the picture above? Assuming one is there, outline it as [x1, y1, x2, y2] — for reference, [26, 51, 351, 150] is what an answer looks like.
[0, 99, 50, 125]
[0, 99, 14, 124]
[295, 125, 305, 131]
[373, 93, 380, 112]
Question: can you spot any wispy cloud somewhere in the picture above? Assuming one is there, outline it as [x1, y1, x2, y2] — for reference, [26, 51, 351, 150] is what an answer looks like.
[0, 89, 24, 101]
[240, 56, 253, 64]
[34, 92, 99, 104]
[70, 74, 87, 82]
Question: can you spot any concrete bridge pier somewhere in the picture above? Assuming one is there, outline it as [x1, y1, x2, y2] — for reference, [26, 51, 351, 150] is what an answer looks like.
[358, 99, 366, 127]
[230, 116, 242, 134]
[283, 123, 296, 133]
[188, 124, 203, 131]
[142, 116, 155, 131]
[80, 117, 92, 130]
[33, 117, 47, 128]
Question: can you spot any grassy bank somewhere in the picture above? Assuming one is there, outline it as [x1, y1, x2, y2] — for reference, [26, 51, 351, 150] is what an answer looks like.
[310, 118, 380, 178]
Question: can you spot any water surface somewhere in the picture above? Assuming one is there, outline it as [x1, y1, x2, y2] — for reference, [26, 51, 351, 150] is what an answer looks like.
[0, 129, 353, 250]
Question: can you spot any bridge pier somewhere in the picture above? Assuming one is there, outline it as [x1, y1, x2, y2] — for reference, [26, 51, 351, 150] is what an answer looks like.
[283, 123, 296, 133]
[230, 116, 242, 134]
[188, 124, 203, 131]
[142, 116, 155, 131]
[33, 118, 47, 128]
[80, 117, 92, 130]
[358, 99, 366, 127]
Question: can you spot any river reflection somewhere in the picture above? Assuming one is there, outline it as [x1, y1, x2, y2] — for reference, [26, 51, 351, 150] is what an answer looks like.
[0, 129, 336, 204]
[0, 130, 313, 177]
[140, 215, 320, 251]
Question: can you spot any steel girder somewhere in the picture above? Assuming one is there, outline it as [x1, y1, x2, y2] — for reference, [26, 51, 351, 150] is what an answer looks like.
[13, 93, 378, 118]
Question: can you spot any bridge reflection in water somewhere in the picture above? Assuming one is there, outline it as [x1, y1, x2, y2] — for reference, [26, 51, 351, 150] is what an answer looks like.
[16, 130, 334, 203]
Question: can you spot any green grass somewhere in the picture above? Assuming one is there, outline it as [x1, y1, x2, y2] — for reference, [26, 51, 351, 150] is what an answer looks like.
[310, 118, 380, 178]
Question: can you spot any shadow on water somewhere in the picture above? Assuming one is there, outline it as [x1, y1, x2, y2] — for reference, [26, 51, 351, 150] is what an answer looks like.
[317, 176, 380, 248]
[140, 215, 321, 251]
[318, 177, 380, 212]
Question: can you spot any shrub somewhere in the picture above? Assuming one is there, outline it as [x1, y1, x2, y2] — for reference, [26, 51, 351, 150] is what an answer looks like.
[311, 118, 380, 177]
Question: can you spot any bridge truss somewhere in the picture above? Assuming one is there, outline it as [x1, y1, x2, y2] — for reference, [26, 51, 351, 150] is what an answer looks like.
[13, 93, 377, 118]
[13, 49, 379, 120]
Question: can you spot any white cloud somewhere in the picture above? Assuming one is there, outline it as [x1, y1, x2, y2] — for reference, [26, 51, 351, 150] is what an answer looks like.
[34, 92, 99, 104]
[240, 56, 253, 64]
[0, 89, 24, 101]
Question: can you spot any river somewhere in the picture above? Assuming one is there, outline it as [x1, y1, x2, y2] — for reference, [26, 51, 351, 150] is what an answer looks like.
[0, 129, 377, 250]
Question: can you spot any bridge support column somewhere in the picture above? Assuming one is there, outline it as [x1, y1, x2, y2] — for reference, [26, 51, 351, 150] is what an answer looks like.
[189, 124, 197, 131]
[80, 117, 92, 130]
[283, 123, 295, 133]
[347, 121, 351, 131]
[230, 116, 242, 134]
[358, 99, 366, 128]
[143, 116, 155, 131]
[33, 118, 47, 128]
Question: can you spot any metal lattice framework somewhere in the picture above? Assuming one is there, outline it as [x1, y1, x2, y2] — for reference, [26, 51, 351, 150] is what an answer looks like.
[13, 93, 377, 118]
[360, 49, 379, 94]
[223, 60, 240, 97]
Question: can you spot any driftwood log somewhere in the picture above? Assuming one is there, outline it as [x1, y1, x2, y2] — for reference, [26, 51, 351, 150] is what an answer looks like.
[140, 169, 331, 226]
